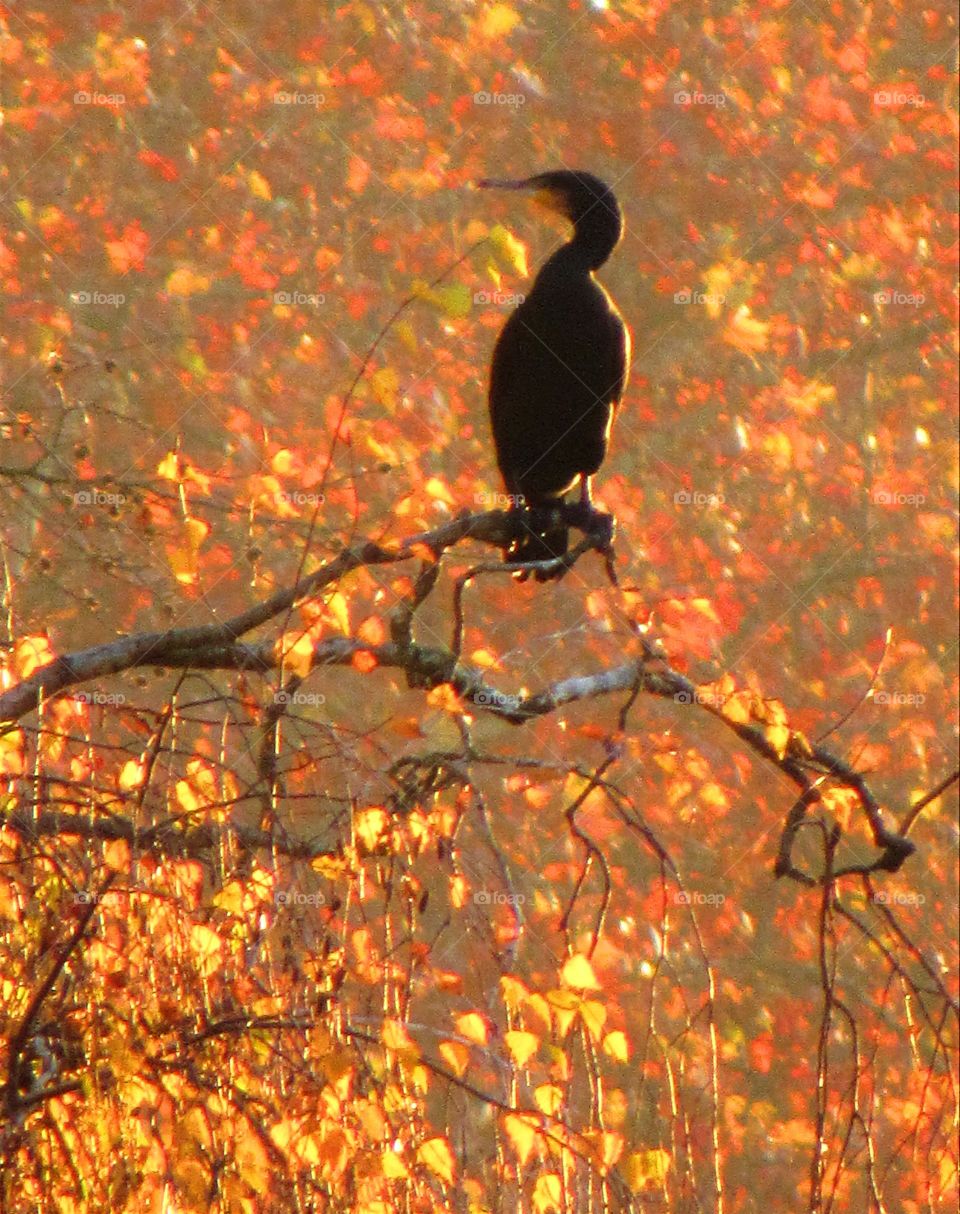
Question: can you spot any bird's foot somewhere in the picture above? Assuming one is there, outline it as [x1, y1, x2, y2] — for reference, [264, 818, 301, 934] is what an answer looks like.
[562, 502, 615, 547]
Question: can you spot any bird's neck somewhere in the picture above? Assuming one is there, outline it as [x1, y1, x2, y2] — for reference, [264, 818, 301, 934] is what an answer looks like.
[570, 204, 623, 270]
[538, 239, 610, 287]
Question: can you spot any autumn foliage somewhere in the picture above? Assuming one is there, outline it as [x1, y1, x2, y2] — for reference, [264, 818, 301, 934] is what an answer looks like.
[0, 2, 957, 1212]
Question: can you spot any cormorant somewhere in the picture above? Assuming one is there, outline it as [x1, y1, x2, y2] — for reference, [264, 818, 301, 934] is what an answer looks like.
[477, 170, 630, 580]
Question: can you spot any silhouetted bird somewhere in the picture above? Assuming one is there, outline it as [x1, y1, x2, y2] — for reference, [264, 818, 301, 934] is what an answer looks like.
[477, 170, 630, 580]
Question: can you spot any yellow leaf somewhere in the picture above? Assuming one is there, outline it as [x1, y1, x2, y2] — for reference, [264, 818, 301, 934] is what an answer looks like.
[584, 1130, 624, 1173]
[166, 266, 210, 297]
[488, 224, 528, 276]
[247, 168, 272, 200]
[480, 3, 521, 39]
[382, 1018, 416, 1054]
[533, 1084, 563, 1116]
[503, 1113, 539, 1165]
[103, 837, 130, 873]
[275, 630, 315, 681]
[764, 723, 790, 758]
[434, 283, 472, 319]
[532, 1173, 562, 1214]
[724, 306, 770, 354]
[213, 879, 248, 916]
[371, 366, 399, 407]
[504, 1029, 539, 1067]
[118, 758, 145, 790]
[382, 1149, 409, 1179]
[624, 1148, 671, 1192]
[355, 807, 389, 852]
[601, 1029, 631, 1058]
[500, 975, 529, 1010]
[580, 999, 607, 1041]
[561, 954, 600, 990]
[157, 451, 180, 480]
[424, 476, 455, 506]
[326, 590, 350, 634]
[417, 1137, 455, 1185]
[455, 1012, 487, 1045]
[395, 319, 418, 352]
[190, 923, 223, 977]
[168, 516, 209, 585]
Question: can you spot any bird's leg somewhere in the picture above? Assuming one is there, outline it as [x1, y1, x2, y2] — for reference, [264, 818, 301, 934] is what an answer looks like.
[563, 476, 613, 545]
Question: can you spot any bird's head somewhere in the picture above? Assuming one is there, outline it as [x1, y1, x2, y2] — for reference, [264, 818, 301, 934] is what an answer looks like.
[475, 170, 623, 267]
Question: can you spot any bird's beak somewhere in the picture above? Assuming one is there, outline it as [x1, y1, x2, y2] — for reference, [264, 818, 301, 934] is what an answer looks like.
[474, 177, 534, 191]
